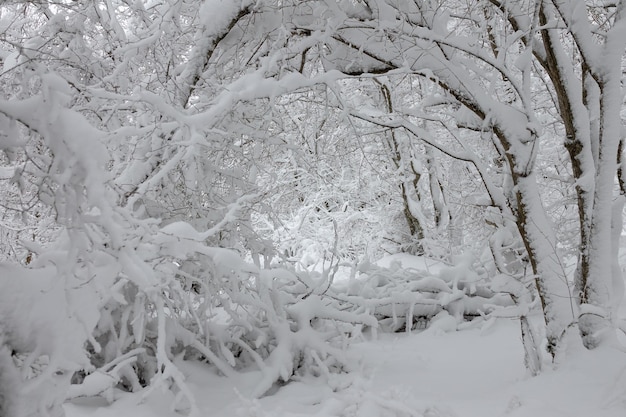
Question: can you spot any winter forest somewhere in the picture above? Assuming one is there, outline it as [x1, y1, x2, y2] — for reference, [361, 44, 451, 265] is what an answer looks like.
[0, 0, 625, 416]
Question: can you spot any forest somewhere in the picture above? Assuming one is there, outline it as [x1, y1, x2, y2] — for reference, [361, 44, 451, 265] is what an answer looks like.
[0, 1, 625, 416]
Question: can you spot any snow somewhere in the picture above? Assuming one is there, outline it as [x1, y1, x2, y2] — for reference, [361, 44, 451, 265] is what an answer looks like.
[198, 0, 251, 38]
[375, 253, 447, 275]
[64, 318, 626, 417]
[0, 263, 105, 416]
[1, 0, 625, 415]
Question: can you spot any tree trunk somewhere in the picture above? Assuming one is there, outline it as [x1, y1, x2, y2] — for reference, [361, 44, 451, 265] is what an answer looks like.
[578, 73, 624, 347]
[513, 174, 575, 357]
[378, 82, 426, 254]
[425, 146, 450, 231]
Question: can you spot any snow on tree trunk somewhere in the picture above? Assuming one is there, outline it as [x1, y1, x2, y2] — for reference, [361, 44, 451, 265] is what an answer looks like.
[579, 134, 618, 347]
[553, 0, 626, 348]
[0, 6, 624, 415]
[513, 174, 575, 356]
[610, 196, 625, 318]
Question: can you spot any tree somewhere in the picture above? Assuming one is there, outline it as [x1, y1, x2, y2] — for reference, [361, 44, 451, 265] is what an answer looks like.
[0, 1, 371, 413]
[262, 0, 625, 356]
[0, 0, 624, 412]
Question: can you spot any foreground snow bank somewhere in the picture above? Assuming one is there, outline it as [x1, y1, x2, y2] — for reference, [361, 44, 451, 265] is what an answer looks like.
[65, 318, 626, 417]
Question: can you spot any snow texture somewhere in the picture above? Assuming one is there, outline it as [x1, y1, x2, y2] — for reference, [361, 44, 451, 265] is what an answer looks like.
[65, 319, 626, 417]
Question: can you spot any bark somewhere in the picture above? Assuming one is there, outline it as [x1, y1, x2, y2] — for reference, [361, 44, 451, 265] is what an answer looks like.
[176, 2, 255, 107]
[536, 2, 626, 348]
[537, 6, 595, 319]
[576, 1, 626, 347]
[425, 146, 450, 230]
[378, 82, 426, 253]
[618, 138, 626, 196]
[578, 76, 623, 347]
[512, 173, 575, 357]
[401, 181, 426, 251]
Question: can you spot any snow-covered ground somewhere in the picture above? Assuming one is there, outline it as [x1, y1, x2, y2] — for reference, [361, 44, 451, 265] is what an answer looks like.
[65, 317, 626, 417]
[374, 253, 447, 274]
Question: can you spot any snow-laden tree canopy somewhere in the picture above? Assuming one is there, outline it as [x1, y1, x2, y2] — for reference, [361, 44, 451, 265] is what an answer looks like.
[0, 0, 624, 415]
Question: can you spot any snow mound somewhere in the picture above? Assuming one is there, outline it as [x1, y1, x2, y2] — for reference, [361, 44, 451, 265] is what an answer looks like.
[375, 253, 447, 274]
[66, 320, 626, 417]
